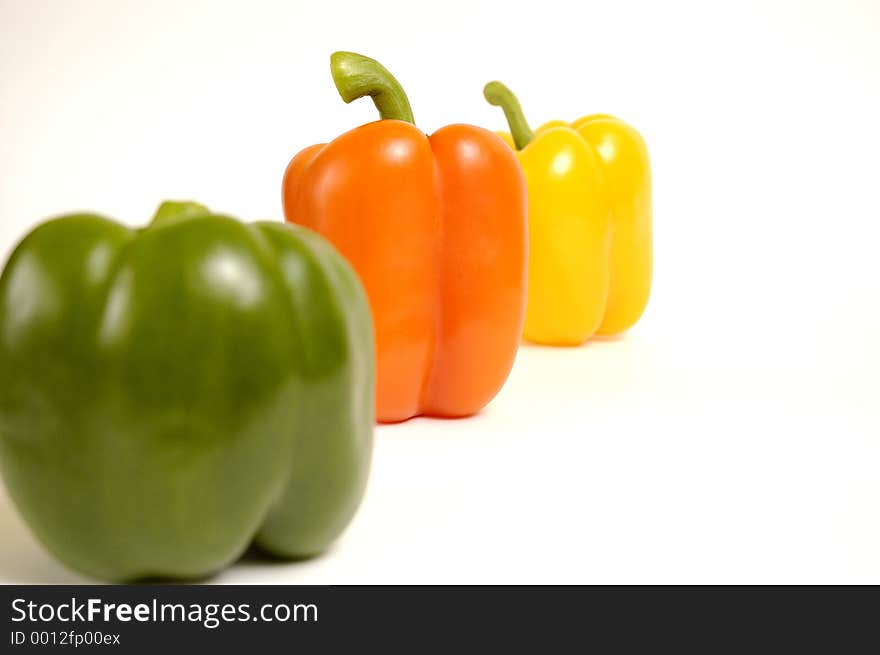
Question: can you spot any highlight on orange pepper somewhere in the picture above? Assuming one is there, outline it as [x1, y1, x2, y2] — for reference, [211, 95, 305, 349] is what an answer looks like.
[484, 81, 652, 345]
[283, 52, 527, 423]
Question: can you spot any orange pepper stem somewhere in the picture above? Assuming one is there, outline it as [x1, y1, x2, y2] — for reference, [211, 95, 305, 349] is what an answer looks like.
[483, 81, 535, 150]
[330, 51, 415, 124]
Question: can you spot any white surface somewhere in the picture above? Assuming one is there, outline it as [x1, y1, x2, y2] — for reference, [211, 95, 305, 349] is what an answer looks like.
[0, 0, 878, 584]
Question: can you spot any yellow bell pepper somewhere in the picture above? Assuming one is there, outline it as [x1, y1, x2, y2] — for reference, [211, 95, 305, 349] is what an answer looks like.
[484, 82, 652, 345]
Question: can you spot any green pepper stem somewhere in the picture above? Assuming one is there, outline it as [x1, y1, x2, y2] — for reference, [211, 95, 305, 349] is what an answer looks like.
[151, 201, 210, 225]
[330, 51, 415, 124]
[483, 81, 534, 150]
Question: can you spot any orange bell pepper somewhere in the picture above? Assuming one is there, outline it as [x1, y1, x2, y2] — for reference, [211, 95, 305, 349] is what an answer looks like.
[283, 52, 527, 423]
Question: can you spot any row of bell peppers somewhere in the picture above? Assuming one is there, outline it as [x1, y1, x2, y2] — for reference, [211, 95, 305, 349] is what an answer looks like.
[284, 51, 652, 423]
[0, 50, 651, 581]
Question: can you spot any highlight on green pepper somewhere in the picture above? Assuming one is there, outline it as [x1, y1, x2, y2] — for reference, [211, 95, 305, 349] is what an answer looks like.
[0, 201, 375, 581]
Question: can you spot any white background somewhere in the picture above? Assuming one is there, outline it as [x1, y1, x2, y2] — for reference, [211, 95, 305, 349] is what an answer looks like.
[0, 0, 878, 584]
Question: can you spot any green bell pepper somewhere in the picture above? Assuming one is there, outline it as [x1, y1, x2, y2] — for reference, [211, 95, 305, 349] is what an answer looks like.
[0, 201, 374, 581]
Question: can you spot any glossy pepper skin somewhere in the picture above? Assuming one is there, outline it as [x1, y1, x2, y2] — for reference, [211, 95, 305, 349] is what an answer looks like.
[284, 52, 527, 423]
[485, 82, 652, 345]
[0, 201, 374, 581]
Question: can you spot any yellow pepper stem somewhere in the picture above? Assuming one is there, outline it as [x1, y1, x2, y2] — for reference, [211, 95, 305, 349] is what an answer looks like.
[483, 81, 535, 150]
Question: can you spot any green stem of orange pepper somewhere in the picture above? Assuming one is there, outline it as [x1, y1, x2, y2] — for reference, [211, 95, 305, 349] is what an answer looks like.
[330, 51, 415, 124]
